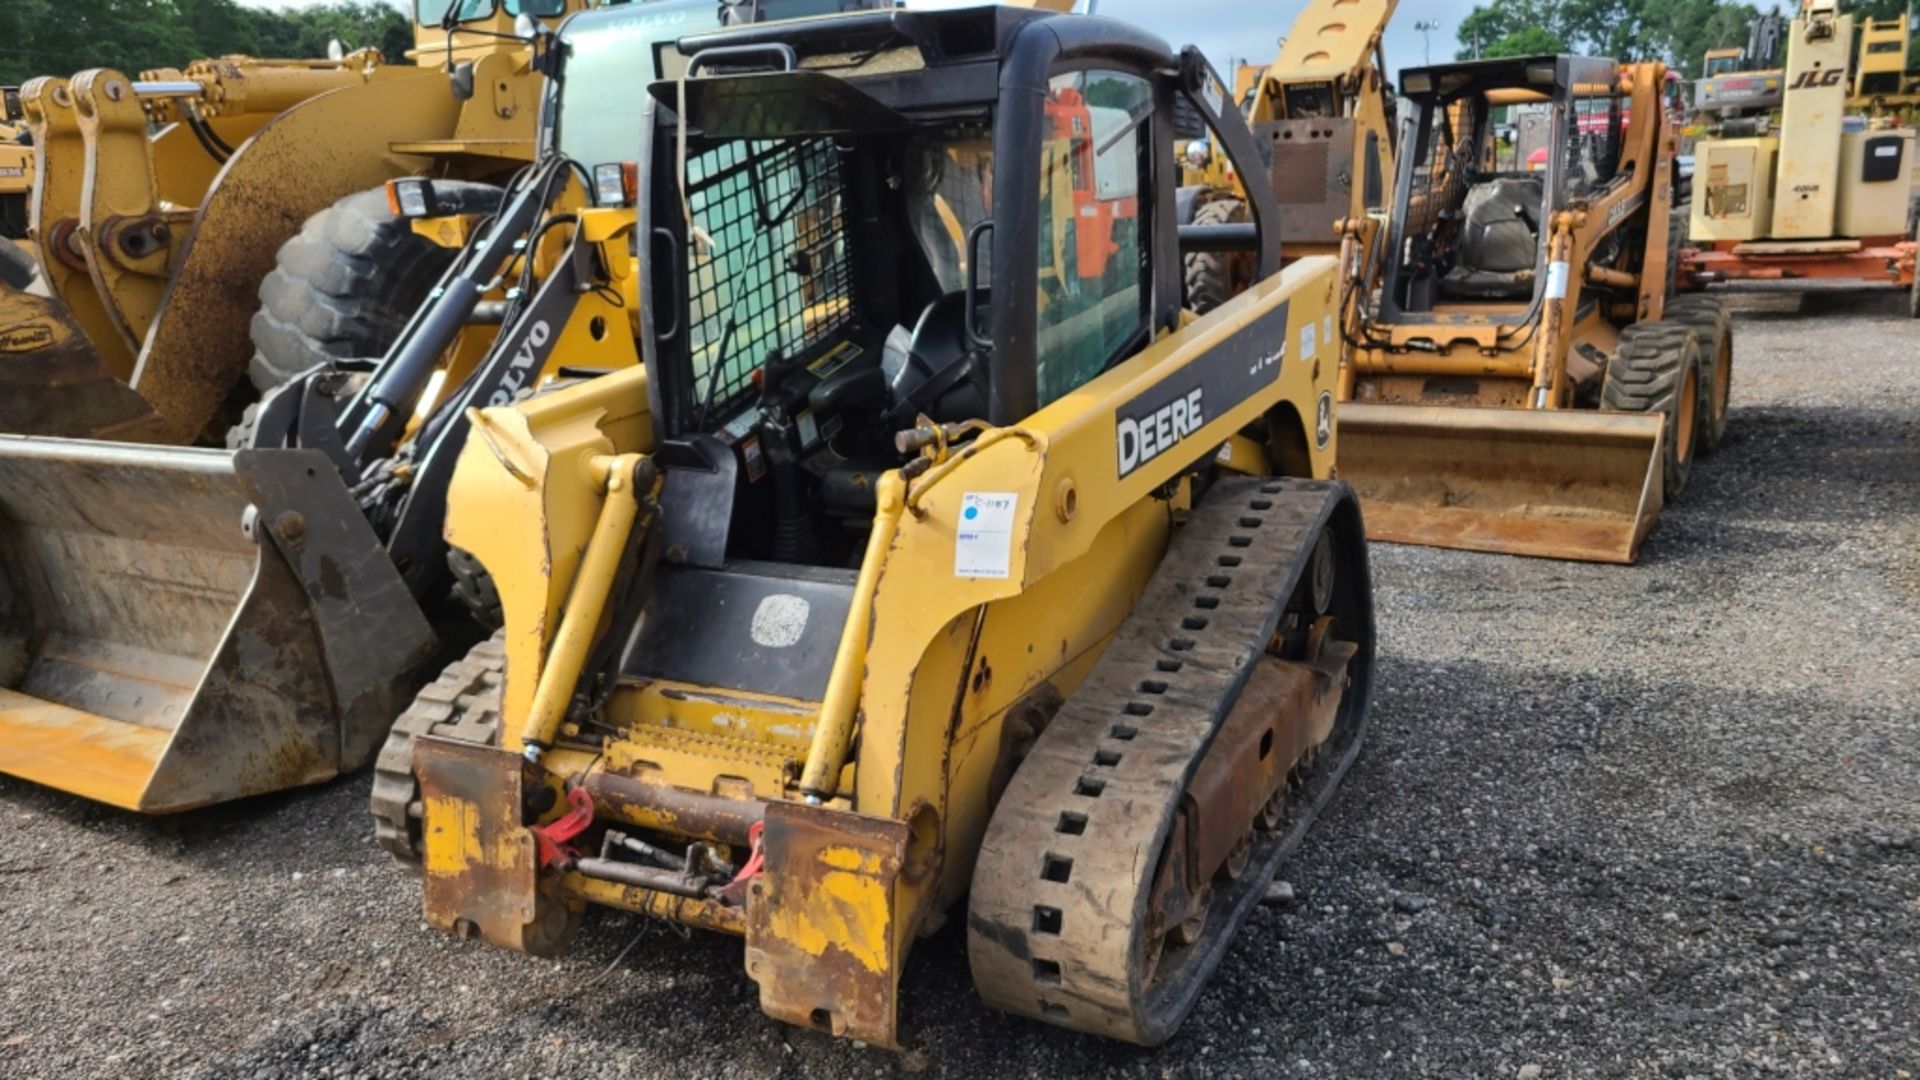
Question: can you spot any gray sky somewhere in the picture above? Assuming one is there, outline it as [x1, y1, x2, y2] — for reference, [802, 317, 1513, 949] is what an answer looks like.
[235, 0, 1482, 79]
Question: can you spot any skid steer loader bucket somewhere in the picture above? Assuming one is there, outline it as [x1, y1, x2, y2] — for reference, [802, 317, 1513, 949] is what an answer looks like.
[0, 438, 437, 811]
[1337, 404, 1666, 564]
[0, 287, 169, 441]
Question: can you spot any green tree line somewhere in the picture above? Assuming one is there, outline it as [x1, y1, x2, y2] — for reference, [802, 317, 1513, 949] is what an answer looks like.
[1454, 0, 1915, 77]
[0, 0, 415, 87]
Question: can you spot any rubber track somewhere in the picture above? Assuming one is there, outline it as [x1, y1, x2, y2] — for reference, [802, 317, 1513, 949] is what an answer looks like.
[968, 477, 1370, 1045]
[370, 633, 506, 866]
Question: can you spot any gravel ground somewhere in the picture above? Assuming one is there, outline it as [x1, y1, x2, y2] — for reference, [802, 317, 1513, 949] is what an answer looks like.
[2, 288, 1917, 1079]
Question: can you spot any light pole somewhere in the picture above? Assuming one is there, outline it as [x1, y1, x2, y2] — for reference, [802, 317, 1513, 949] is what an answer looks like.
[1414, 19, 1442, 65]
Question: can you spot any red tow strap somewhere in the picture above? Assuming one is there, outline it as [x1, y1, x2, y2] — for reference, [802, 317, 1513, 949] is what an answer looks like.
[532, 786, 595, 868]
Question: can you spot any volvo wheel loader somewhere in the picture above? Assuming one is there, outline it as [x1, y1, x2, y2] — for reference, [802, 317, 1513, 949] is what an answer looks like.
[380, 5, 1375, 1048]
[1333, 55, 1733, 564]
[0, 4, 684, 814]
[0, 0, 669, 448]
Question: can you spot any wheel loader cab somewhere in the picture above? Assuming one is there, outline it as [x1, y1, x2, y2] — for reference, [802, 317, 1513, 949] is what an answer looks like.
[417, 5, 1368, 1051]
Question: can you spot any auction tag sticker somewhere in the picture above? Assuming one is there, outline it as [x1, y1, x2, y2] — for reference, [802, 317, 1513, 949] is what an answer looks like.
[955, 493, 1018, 580]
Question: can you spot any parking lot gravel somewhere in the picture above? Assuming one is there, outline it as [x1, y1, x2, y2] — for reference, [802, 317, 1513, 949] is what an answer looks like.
[1, 288, 1915, 1078]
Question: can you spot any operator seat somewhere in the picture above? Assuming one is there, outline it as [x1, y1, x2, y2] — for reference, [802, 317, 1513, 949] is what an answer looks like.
[1440, 176, 1544, 300]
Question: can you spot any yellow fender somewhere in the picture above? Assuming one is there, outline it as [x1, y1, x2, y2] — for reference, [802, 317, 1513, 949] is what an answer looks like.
[130, 67, 457, 444]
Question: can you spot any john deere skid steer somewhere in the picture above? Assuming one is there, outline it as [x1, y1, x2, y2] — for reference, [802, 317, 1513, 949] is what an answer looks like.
[0, 2, 886, 813]
[381, 5, 1374, 1048]
[1334, 55, 1733, 563]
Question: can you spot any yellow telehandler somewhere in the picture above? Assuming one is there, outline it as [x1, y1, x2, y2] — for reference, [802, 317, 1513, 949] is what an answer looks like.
[1180, 0, 1398, 310]
[382, 4, 1374, 1049]
[1334, 55, 1732, 563]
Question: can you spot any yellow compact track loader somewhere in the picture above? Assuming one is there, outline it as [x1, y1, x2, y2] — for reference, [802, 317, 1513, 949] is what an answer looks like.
[385, 5, 1375, 1049]
[1335, 55, 1732, 564]
[0, 0, 606, 447]
[1180, 0, 1398, 310]
[0, 2, 758, 813]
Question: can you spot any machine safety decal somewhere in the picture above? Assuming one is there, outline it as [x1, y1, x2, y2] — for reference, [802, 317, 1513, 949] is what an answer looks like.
[955, 493, 1018, 580]
[1115, 300, 1291, 479]
[1315, 391, 1334, 450]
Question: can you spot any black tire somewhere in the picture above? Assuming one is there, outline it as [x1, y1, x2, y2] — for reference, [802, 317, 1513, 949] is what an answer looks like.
[1183, 196, 1250, 316]
[0, 238, 36, 290]
[1660, 295, 1731, 452]
[1603, 321, 1702, 502]
[448, 546, 503, 631]
[1665, 200, 1689, 296]
[370, 633, 505, 866]
[247, 180, 503, 394]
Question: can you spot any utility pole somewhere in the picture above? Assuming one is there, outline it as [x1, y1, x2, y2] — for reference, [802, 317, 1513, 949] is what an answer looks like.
[1414, 19, 1442, 65]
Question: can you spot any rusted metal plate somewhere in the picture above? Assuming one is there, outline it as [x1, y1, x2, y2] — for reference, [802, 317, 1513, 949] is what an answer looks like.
[131, 70, 455, 444]
[744, 801, 911, 1048]
[0, 439, 435, 810]
[1338, 403, 1664, 564]
[1256, 117, 1355, 248]
[0, 287, 169, 440]
[418, 736, 578, 956]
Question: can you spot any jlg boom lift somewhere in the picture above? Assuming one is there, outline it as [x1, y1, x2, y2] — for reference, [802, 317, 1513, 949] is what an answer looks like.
[384, 4, 1375, 1048]
[1679, 0, 1917, 315]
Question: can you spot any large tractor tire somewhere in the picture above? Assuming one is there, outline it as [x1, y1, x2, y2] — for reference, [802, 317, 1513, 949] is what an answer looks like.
[1660, 295, 1732, 452]
[370, 632, 506, 866]
[1603, 321, 1702, 502]
[248, 180, 503, 393]
[1182, 196, 1251, 316]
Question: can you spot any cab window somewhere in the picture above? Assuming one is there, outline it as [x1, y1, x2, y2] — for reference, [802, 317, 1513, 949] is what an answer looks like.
[1034, 69, 1151, 408]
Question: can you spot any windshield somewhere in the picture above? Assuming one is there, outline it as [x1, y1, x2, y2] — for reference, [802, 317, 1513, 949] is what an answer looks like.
[907, 129, 993, 292]
[554, 0, 723, 170]
[418, 0, 568, 24]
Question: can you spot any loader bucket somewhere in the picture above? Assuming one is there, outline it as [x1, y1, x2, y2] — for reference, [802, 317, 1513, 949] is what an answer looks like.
[1336, 404, 1666, 564]
[0, 287, 169, 441]
[0, 438, 437, 811]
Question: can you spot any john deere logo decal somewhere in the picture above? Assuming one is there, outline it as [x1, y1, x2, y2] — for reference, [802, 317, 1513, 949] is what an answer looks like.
[0, 323, 55, 354]
[1114, 301, 1290, 479]
[1315, 391, 1333, 449]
